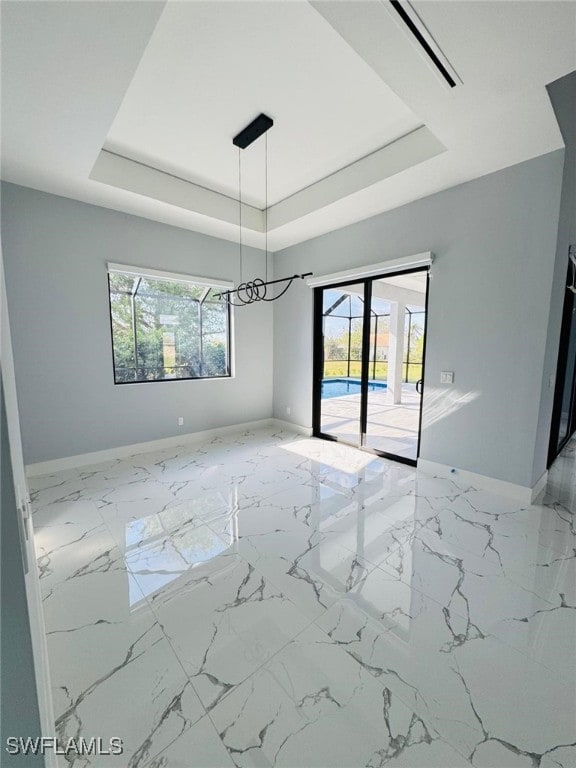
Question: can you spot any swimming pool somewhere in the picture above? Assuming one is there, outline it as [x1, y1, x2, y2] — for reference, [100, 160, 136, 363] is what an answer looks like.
[321, 378, 387, 399]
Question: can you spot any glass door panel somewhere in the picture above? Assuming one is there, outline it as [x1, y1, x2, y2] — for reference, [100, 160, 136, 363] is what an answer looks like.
[314, 270, 429, 465]
[557, 295, 576, 448]
[319, 283, 365, 445]
[549, 257, 576, 465]
[364, 273, 427, 461]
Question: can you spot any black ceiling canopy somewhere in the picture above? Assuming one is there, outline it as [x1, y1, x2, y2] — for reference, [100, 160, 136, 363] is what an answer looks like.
[232, 113, 274, 149]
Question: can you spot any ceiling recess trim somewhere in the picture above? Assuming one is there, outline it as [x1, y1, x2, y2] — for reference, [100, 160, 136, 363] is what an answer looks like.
[90, 126, 445, 233]
[268, 125, 444, 229]
[90, 150, 265, 232]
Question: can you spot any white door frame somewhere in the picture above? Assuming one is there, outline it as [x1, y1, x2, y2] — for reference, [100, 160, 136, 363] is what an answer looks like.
[1, 248, 56, 766]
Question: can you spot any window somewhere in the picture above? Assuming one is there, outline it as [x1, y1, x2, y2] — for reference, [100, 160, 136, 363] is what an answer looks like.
[107, 265, 231, 384]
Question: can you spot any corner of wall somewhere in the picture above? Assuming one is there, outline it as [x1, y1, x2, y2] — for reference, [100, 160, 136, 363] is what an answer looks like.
[532, 73, 576, 483]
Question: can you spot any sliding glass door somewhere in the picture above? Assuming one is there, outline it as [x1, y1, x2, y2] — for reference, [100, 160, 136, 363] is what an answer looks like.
[313, 269, 429, 466]
[548, 255, 576, 465]
[316, 283, 365, 444]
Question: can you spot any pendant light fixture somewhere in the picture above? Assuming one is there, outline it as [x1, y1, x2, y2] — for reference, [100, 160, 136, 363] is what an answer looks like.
[215, 113, 312, 306]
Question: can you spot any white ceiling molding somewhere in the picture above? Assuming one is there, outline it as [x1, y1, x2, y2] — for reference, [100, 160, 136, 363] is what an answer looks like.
[92, 151, 265, 233]
[267, 126, 444, 230]
[306, 252, 433, 287]
[91, 126, 445, 233]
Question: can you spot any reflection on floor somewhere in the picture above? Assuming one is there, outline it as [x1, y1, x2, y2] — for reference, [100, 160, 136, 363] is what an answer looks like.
[320, 383, 420, 459]
[31, 427, 575, 767]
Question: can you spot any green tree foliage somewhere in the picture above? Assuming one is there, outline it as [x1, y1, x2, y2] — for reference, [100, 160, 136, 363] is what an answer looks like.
[109, 274, 228, 382]
[322, 306, 425, 383]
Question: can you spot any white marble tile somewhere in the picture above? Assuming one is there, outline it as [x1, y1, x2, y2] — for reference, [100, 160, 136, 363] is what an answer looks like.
[33, 429, 576, 768]
[470, 740, 576, 768]
[451, 637, 575, 767]
[314, 567, 486, 753]
[27, 469, 81, 498]
[236, 523, 375, 622]
[148, 551, 310, 711]
[376, 741, 472, 767]
[317, 493, 426, 566]
[367, 522, 575, 675]
[47, 592, 160, 701]
[315, 566, 575, 766]
[139, 450, 209, 486]
[78, 458, 153, 490]
[32, 497, 106, 531]
[126, 520, 230, 600]
[36, 520, 119, 595]
[483, 592, 576, 676]
[28, 468, 82, 492]
[87, 477, 176, 511]
[29, 471, 85, 510]
[101, 492, 233, 555]
[537, 499, 576, 551]
[426, 489, 576, 561]
[165, 474, 235, 504]
[143, 716, 235, 768]
[46, 568, 205, 767]
[211, 624, 466, 768]
[53, 634, 204, 768]
[160, 492, 233, 529]
[41, 552, 147, 631]
[232, 499, 323, 550]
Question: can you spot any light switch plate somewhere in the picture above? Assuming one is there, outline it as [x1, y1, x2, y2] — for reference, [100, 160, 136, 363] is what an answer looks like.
[441, 371, 454, 384]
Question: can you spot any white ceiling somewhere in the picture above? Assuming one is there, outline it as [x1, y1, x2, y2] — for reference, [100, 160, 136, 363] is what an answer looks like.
[344, 271, 427, 304]
[1, 1, 575, 252]
[380, 272, 427, 295]
[104, 1, 422, 208]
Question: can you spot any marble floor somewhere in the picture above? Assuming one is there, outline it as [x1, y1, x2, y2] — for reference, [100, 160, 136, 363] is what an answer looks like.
[30, 427, 576, 768]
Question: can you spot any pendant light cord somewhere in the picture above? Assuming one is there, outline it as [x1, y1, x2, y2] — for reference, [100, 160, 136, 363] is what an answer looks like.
[214, 113, 313, 306]
[265, 132, 268, 283]
[238, 147, 243, 285]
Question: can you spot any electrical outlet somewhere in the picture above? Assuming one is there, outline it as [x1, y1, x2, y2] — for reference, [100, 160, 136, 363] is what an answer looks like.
[286, 406, 291, 416]
[177, 417, 184, 426]
[440, 371, 454, 384]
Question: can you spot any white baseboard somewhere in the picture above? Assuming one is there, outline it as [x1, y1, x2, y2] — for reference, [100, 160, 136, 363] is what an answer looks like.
[27, 422, 547, 506]
[417, 459, 548, 505]
[26, 418, 281, 476]
[272, 418, 313, 437]
[25, 418, 316, 477]
[530, 469, 549, 503]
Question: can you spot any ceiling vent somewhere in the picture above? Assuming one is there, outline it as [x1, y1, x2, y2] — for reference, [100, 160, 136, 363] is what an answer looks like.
[388, 0, 461, 89]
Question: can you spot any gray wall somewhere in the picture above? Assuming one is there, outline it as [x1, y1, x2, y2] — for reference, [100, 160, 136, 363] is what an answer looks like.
[0, 371, 44, 764]
[533, 72, 576, 477]
[273, 151, 564, 488]
[1, 184, 273, 464]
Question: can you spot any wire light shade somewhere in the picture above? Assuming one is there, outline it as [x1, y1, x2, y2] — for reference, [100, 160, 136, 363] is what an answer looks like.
[215, 273, 313, 306]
